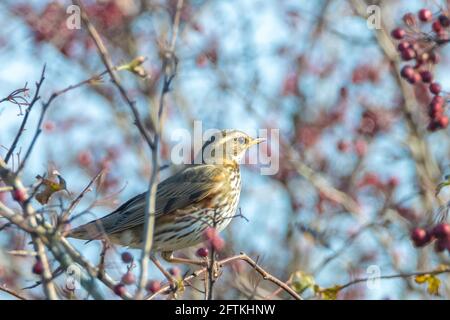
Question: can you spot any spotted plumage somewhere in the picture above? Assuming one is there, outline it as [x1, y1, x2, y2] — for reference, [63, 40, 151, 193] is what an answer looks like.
[69, 130, 264, 255]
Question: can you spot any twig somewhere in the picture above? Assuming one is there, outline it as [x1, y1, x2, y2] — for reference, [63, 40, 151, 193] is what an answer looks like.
[0, 158, 116, 299]
[207, 214, 219, 300]
[97, 240, 110, 278]
[17, 71, 106, 174]
[0, 285, 27, 300]
[4, 66, 45, 164]
[7, 250, 37, 257]
[0, 158, 58, 299]
[313, 222, 377, 274]
[60, 170, 104, 224]
[58, 237, 132, 299]
[0, 84, 30, 108]
[338, 267, 450, 292]
[286, 144, 361, 217]
[146, 253, 302, 300]
[74, 0, 155, 149]
[73, 2, 176, 298]
[136, 0, 183, 299]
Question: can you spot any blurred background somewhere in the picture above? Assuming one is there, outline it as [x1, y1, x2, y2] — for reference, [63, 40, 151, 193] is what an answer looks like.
[1, 0, 450, 300]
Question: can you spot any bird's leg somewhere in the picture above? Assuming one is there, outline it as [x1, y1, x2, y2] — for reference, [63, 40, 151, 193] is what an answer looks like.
[150, 254, 178, 292]
[161, 251, 208, 267]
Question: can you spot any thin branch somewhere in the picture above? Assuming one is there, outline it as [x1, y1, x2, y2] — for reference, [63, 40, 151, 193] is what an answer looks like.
[60, 169, 104, 224]
[0, 285, 27, 300]
[4, 66, 45, 164]
[0, 158, 58, 299]
[16, 70, 108, 175]
[313, 222, 377, 274]
[74, 0, 155, 149]
[136, 0, 183, 299]
[338, 267, 450, 292]
[146, 253, 303, 300]
[7, 250, 37, 257]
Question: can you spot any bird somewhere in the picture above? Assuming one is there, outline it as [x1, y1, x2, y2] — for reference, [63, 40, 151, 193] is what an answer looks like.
[68, 129, 264, 264]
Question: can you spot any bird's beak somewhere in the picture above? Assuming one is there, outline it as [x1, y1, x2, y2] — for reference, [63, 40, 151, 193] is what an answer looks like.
[250, 137, 266, 146]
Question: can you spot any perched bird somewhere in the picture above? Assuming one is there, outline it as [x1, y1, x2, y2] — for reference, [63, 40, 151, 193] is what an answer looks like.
[69, 130, 264, 263]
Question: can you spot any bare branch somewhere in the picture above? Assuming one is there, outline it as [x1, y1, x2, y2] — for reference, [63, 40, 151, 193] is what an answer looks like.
[0, 284, 27, 300]
[73, 0, 155, 150]
[147, 253, 303, 301]
[4, 66, 45, 164]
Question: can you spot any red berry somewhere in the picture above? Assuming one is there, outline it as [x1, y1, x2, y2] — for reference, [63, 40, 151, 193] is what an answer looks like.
[428, 121, 440, 131]
[420, 70, 433, 83]
[397, 41, 410, 52]
[337, 140, 350, 152]
[401, 48, 416, 61]
[430, 82, 442, 95]
[391, 27, 406, 39]
[77, 151, 92, 167]
[43, 121, 55, 132]
[146, 280, 161, 293]
[418, 9, 432, 22]
[400, 66, 415, 79]
[439, 14, 450, 27]
[428, 103, 443, 117]
[196, 247, 209, 258]
[211, 237, 225, 251]
[432, 20, 443, 33]
[32, 261, 44, 275]
[387, 176, 399, 188]
[406, 71, 421, 84]
[113, 283, 126, 296]
[432, 223, 450, 239]
[203, 227, 225, 251]
[431, 95, 445, 106]
[12, 188, 27, 203]
[121, 272, 135, 285]
[411, 228, 431, 247]
[203, 227, 218, 241]
[438, 116, 449, 128]
[121, 252, 133, 264]
[403, 13, 416, 26]
[435, 238, 448, 252]
[169, 267, 181, 278]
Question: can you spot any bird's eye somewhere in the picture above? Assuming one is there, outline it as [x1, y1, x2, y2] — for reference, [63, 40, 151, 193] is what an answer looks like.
[238, 137, 246, 144]
[210, 136, 216, 143]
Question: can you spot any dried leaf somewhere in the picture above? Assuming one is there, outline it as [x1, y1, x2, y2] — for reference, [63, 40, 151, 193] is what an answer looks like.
[414, 274, 441, 296]
[414, 274, 428, 284]
[35, 173, 67, 205]
[427, 276, 440, 296]
[172, 279, 185, 299]
[291, 271, 315, 294]
[314, 284, 342, 300]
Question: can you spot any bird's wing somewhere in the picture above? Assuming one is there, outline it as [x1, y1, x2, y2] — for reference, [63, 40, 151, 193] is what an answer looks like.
[71, 164, 227, 238]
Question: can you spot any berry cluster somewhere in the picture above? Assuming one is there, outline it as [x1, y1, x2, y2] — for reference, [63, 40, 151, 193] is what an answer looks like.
[117, 251, 165, 296]
[391, 8, 450, 131]
[112, 251, 136, 297]
[411, 223, 450, 253]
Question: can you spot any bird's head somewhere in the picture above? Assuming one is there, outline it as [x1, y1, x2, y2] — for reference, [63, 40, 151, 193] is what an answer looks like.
[201, 130, 265, 164]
